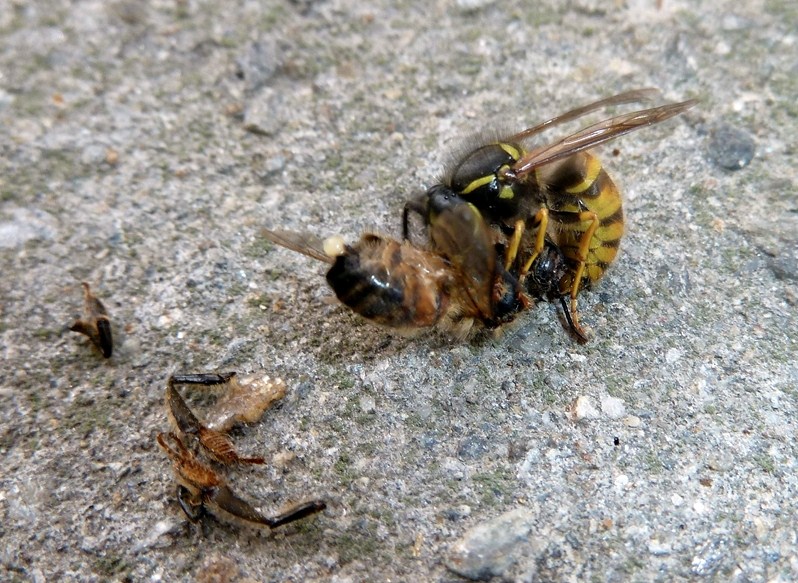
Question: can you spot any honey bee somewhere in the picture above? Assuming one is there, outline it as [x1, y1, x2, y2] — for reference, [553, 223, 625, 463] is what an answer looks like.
[263, 187, 529, 338]
[404, 89, 697, 342]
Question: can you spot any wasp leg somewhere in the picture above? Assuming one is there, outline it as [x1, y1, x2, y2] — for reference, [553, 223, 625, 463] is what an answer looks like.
[548, 207, 600, 343]
[503, 219, 525, 271]
[518, 208, 550, 277]
[559, 297, 589, 344]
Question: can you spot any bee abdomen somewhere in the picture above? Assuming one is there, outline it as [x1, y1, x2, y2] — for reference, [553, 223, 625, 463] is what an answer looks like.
[326, 239, 450, 329]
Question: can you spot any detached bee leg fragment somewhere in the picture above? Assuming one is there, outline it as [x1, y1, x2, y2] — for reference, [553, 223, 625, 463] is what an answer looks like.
[70, 282, 113, 358]
[157, 430, 326, 530]
[165, 372, 267, 465]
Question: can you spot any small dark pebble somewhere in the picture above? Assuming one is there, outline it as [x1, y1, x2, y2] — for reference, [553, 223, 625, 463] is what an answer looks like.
[507, 439, 529, 462]
[767, 242, 798, 282]
[708, 124, 755, 170]
[236, 38, 281, 91]
[295, 381, 314, 400]
[441, 507, 469, 521]
[457, 435, 489, 460]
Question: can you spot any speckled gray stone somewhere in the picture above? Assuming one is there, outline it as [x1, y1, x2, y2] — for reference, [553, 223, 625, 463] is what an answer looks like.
[1, 1, 797, 581]
[446, 507, 539, 581]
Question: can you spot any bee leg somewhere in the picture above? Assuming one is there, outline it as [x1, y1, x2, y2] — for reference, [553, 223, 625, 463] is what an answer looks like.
[265, 500, 327, 529]
[519, 208, 550, 277]
[70, 282, 113, 358]
[170, 372, 237, 386]
[199, 426, 266, 466]
[166, 373, 266, 465]
[176, 485, 205, 523]
[165, 372, 238, 441]
[165, 378, 203, 439]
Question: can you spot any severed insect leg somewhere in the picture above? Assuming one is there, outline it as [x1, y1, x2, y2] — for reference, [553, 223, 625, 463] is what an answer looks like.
[206, 486, 326, 530]
[70, 282, 113, 358]
[176, 485, 205, 522]
[157, 431, 224, 498]
[266, 500, 328, 529]
[159, 432, 325, 530]
[198, 427, 266, 465]
[170, 372, 237, 386]
[165, 373, 266, 465]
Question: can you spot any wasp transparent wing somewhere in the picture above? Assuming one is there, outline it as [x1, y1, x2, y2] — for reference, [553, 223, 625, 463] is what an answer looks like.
[508, 88, 661, 143]
[511, 99, 697, 178]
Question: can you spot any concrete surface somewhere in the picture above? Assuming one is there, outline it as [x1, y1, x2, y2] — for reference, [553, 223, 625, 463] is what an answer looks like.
[1, 0, 797, 581]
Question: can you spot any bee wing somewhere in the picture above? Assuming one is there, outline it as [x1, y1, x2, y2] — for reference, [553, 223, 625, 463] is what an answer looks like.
[430, 202, 497, 318]
[511, 99, 698, 179]
[508, 88, 661, 143]
[262, 229, 335, 264]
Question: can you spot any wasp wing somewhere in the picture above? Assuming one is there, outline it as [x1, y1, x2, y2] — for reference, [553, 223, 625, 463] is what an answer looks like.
[508, 88, 661, 143]
[261, 228, 335, 264]
[510, 99, 697, 179]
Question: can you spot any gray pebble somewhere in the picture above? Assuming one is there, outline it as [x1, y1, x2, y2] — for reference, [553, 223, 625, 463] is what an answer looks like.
[236, 38, 282, 92]
[457, 435, 489, 460]
[0, 207, 58, 248]
[708, 124, 755, 170]
[446, 507, 539, 581]
[767, 242, 798, 282]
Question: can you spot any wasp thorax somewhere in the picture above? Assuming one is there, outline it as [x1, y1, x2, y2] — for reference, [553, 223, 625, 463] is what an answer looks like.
[449, 143, 518, 195]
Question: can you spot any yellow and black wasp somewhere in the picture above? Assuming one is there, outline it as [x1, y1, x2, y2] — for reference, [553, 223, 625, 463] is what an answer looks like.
[404, 89, 697, 342]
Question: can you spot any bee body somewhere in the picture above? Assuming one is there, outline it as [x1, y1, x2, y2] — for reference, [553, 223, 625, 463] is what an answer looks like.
[326, 235, 454, 330]
[264, 189, 529, 337]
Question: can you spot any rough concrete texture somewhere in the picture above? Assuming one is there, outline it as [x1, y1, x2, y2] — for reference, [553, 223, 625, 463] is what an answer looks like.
[1, 0, 797, 581]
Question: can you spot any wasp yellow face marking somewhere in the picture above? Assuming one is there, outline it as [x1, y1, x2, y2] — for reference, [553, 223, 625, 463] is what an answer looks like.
[565, 155, 603, 194]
